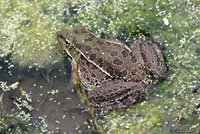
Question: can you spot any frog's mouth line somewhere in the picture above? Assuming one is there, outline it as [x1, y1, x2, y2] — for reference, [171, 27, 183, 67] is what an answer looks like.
[57, 35, 82, 64]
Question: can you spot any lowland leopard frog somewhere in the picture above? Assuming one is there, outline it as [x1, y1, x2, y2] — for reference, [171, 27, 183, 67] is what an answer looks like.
[57, 27, 166, 110]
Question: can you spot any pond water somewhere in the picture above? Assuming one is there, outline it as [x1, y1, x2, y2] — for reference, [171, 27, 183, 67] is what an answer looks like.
[0, 57, 93, 133]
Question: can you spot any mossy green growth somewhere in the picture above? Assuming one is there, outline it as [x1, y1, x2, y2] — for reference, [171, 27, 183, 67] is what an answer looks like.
[0, 113, 42, 134]
[95, 0, 200, 133]
[101, 102, 163, 134]
[0, 0, 67, 69]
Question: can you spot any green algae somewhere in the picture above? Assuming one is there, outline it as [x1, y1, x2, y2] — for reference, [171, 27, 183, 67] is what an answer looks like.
[0, 0, 200, 133]
[0, 0, 65, 69]
[100, 103, 163, 134]
[0, 113, 43, 134]
[95, 1, 200, 134]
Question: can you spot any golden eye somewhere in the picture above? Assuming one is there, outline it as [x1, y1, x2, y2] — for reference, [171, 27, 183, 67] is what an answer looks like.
[65, 39, 70, 46]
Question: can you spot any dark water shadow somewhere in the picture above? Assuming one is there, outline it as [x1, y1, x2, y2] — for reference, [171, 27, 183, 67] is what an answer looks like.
[0, 58, 94, 134]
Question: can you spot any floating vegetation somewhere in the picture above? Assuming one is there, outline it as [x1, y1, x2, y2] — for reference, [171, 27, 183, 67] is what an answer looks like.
[0, 0, 65, 70]
[0, 113, 43, 134]
[0, 81, 46, 133]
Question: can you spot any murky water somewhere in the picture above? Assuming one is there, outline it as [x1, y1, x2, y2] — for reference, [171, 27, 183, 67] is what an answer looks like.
[0, 57, 93, 133]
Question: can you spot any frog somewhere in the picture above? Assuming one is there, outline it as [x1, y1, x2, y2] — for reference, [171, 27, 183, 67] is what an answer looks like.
[57, 27, 167, 110]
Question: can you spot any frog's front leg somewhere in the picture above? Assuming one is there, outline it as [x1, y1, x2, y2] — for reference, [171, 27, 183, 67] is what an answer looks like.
[88, 79, 146, 110]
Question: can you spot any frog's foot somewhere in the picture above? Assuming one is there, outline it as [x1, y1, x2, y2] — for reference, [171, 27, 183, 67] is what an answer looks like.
[88, 79, 146, 110]
[131, 39, 167, 79]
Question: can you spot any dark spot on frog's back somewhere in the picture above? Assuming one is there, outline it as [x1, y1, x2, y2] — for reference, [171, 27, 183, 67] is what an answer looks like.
[89, 54, 96, 61]
[107, 42, 111, 45]
[75, 43, 81, 49]
[91, 64, 97, 70]
[113, 59, 123, 65]
[119, 70, 127, 77]
[91, 65, 98, 70]
[110, 51, 118, 57]
[122, 50, 129, 57]
[131, 56, 137, 63]
[84, 37, 93, 42]
[94, 47, 100, 51]
[106, 66, 114, 75]
[105, 75, 110, 80]
[97, 40, 104, 45]
[86, 60, 91, 67]
[97, 58, 104, 67]
[85, 46, 92, 51]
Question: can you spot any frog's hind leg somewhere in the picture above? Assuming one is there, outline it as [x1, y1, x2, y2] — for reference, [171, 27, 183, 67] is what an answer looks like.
[131, 39, 167, 79]
[88, 79, 146, 110]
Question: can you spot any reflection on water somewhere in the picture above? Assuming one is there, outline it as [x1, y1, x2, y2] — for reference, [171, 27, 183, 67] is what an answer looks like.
[0, 57, 92, 133]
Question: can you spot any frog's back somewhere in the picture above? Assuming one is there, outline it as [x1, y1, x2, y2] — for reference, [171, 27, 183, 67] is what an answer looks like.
[74, 28, 146, 82]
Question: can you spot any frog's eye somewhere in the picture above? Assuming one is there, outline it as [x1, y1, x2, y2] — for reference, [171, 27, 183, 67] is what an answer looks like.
[65, 39, 70, 46]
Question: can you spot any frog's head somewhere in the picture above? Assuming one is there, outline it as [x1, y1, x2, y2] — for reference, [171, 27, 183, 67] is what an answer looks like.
[57, 27, 88, 58]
